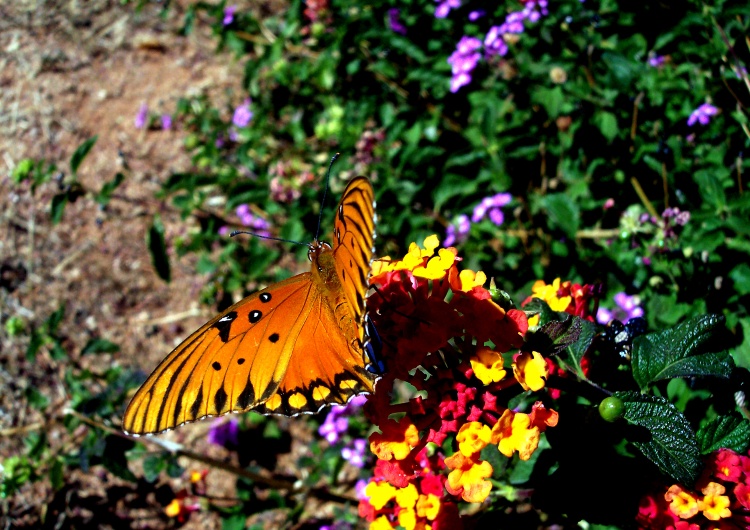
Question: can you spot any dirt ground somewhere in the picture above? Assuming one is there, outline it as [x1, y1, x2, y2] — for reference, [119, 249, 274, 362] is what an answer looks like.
[0, 1, 316, 527]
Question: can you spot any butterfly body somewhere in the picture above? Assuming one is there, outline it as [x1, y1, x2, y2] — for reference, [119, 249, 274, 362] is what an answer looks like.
[123, 177, 377, 435]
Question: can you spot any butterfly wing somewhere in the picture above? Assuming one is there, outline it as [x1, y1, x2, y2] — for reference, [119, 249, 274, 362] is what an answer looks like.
[123, 177, 379, 435]
[123, 274, 310, 434]
[332, 176, 376, 344]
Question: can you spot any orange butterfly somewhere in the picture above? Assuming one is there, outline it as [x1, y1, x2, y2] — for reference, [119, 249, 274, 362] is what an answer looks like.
[123, 177, 378, 435]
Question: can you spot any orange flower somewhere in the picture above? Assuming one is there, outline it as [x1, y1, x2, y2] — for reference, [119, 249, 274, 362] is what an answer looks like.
[490, 409, 541, 461]
[456, 421, 492, 456]
[416, 493, 441, 520]
[700, 482, 731, 521]
[470, 347, 507, 385]
[665, 484, 700, 519]
[370, 417, 420, 461]
[444, 451, 493, 503]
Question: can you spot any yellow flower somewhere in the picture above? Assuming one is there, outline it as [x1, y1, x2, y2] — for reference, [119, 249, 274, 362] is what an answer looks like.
[459, 269, 487, 291]
[490, 409, 541, 461]
[370, 515, 395, 530]
[456, 421, 492, 456]
[395, 483, 419, 509]
[398, 507, 417, 530]
[366, 480, 397, 510]
[512, 351, 548, 391]
[371, 235, 441, 276]
[369, 417, 420, 461]
[470, 347, 507, 385]
[444, 451, 493, 503]
[164, 499, 181, 518]
[416, 494, 441, 520]
[530, 278, 571, 312]
[700, 482, 732, 521]
[413, 248, 455, 280]
[665, 484, 700, 519]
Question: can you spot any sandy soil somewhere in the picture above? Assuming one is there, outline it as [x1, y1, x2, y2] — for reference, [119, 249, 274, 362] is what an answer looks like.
[0, 1, 316, 527]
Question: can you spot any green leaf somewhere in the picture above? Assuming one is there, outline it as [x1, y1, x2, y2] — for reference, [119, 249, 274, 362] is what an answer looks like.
[593, 111, 619, 142]
[692, 169, 727, 211]
[48, 456, 64, 491]
[531, 86, 564, 118]
[70, 136, 98, 177]
[617, 391, 702, 485]
[542, 193, 580, 239]
[631, 315, 734, 390]
[25, 387, 49, 410]
[564, 318, 598, 375]
[12, 159, 35, 183]
[95, 173, 125, 207]
[50, 193, 68, 225]
[142, 454, 166, 483]
[729, 263, 750, 295]
[696, 414, 750, 454]
[0, 456, 35, 499]
[81, 338, 120, 355]
[147, 215, 171, 283]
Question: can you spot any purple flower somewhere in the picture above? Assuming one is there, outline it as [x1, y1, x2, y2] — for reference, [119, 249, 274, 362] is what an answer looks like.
[484, 26, 508, 57]
[318, 405, 349, 444]
[687, 103, 719, 126]
[232, 98, 253, 128]
[341, 438, 367, 468]
[355, 479, 369, 500]
[597, 292, 644, 324]
[388, 8, 407, 35]
[444, 214, 470, 246]
[235, 204, 270, 236]
[471, 193, 512, 224]
[648, 55, 666, 68]
[207, 417, 239, 448]
[161, 114, 172, 130]
[468, 10, 485, 21]
[223, 5, 237, 26]
[435, 0, 460, 19]
[134, 103, 148, 129]
[447, 36, 482, 92]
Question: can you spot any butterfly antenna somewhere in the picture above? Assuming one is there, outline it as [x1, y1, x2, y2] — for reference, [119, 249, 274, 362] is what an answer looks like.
[230, 230, 309, 247]
[315, 152, 340, 241]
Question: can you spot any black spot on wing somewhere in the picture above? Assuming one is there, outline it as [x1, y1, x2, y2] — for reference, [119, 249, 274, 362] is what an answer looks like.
[212, 361, 221, 371]
[249, 310, 262, 323]
[214, 387, 228, 414]
[237, 358, 245, 365]
[236, 380, 255, 409]
[212, 311, 238, 343]
[260, 292, 272, 303]
[269, 333, 280, 343]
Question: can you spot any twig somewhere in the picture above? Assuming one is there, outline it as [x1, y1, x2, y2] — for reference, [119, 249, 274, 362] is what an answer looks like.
[52, 241, 94, 276]
[630, 177, 660, 218]
[133, 307, 204, 327]
[66, 411, 359, 504]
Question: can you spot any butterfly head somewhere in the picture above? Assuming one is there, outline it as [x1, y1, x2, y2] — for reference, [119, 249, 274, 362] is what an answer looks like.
[307, 240, 332, 263]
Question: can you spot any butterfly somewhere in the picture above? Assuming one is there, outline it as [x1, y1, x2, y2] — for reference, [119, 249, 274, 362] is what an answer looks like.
[123, 177, 379, 435]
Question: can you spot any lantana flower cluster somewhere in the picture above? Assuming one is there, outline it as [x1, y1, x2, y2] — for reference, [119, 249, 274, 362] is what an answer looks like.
[521, 277, 600, 399]
[637, 448, 750, 529]
[357, 235, 558, 528]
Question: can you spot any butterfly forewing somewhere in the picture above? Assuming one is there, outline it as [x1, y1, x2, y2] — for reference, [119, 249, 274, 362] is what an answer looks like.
[332, 177, 376, 335]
